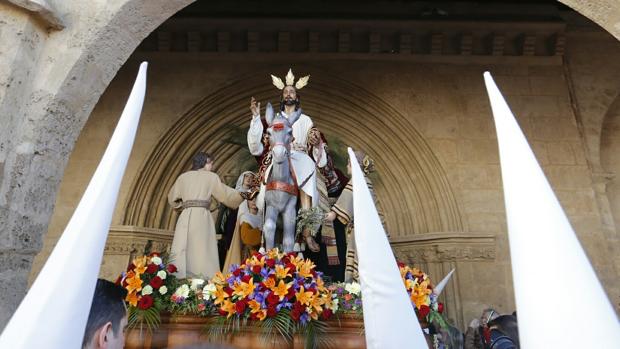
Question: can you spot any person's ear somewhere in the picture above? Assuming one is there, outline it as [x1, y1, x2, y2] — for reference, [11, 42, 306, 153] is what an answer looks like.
[96, 322, 113, 348]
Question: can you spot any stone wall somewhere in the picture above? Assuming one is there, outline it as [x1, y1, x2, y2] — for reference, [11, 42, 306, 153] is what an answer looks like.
[0, 0, 194, 328]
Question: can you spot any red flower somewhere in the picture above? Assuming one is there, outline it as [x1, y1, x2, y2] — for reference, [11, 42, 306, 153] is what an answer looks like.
[321, 308, 333, 320]
[146, 264, 158, 274]
[197, 303, 206, 312]
[249, 312, 259, 320]
[438, 303, 444, 313]
[150, 276, 163, 289]
[282, 256, 290, 264]
[137, 295, 153, 310]
[241, 274, 252, 283]
[218, 308, 227, 316]
[286, 263, 296, 273]
[149, 252, 160, 257]
[292, 301, 304, 312]
[127, 263, 135, 272]
[267, 305, 277, 317]
[418, 305, 430, 318]
[167, 264, 177, 273]
[233, 268, 241, 277]
[235, 300, 247, 314]
[224, 287, 234, 296]
[286, 287, 296, 300]
[397, 261, 406, 268]
[267, 293, 280, 305]
[252, 265, 262, 274]
[291, 309, 301, 321]
[265, 258, 276, 268]
[252, 252, 262, 258]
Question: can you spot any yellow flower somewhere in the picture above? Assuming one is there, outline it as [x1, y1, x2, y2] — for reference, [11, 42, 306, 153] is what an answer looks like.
[275, 265, 291, 279]
[126, 275, 143, 294]
[296, 286, 314, 306]
[213, 272, 227, 284]
[316, 276, 326, 292]
[249, 300, 262, 313]
[309, 311, 319, 320]
[272, 280, 291, 300]
[126, 291, 140, 307]
[297, 261, 314, 278]
[267, 248, 281, 259]
[214, 285, 229, 305]
[132, 256, 148, 275]
[249, 255, 265, 268]
[233, 278, 256, 298]
[308, 293, 324, 314]
[221, 300, 236, 318]
[257, 309, 267, 321]
[263, 277, 276, 289]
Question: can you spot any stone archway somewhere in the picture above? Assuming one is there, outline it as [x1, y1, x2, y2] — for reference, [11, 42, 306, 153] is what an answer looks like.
[2, 0, 620, 330]
[599, 94, 620, 268]
[559, 0, 620, 41]
[0, 0, 195, 326]
[121, 68, 464, 237]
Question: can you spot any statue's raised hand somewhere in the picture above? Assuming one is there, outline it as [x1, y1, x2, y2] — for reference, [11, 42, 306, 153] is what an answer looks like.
[250, 97, 261, 117]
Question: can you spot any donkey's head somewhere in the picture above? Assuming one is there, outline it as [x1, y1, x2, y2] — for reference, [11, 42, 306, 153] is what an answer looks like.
[265, 102, 301, 164]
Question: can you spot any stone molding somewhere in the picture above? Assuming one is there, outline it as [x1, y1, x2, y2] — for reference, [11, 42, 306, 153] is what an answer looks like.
[391, 232, 496, 263]
[6, 0, 64, 30]
[106, 225, 174, 257]
[138, 18, 566, 59]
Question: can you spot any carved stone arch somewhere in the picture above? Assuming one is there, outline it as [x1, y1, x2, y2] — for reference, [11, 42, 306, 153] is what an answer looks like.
[600, 94, 620, 230]
[122, 67, 464, 237]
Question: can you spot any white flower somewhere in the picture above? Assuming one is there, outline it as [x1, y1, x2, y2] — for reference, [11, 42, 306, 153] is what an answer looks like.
[331, 299, 339, 312]
[159, 286, 168, 295]
[190, 278, 205, 291]
[150, 256, 163, 265]
[157, 270, 167, 280]
[174, 284, 190, 298]
[142, 285, 153, 295]
[203, 283, 217, 300]
[345, 282, 361, 295]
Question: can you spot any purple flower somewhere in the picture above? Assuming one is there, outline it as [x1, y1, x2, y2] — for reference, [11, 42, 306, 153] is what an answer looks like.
[254, 292, 265, 304]
[300, 312, 309, 325]
[277, 301, 292, 311]
[260, 268, 271, 278]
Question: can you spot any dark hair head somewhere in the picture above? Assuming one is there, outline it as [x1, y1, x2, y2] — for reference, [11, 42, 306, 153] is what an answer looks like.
[83, 279, 128, 348]
[279, 91, 301, 111]
[488, 315, 519, 347]
[191, 151, 212, 170]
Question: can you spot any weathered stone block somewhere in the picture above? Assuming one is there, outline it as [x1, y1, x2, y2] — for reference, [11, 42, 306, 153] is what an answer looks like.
[457, 139, 500, 164]
[547, 141, 576, 164]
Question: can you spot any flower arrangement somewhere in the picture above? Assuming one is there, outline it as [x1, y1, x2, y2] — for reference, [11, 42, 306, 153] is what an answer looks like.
[117, 252, 178, 330]
[398, 262, 448, 336]
[167, 278, 219, 316]
[328, 282, 362, 314]
[204, 248, 337, 348]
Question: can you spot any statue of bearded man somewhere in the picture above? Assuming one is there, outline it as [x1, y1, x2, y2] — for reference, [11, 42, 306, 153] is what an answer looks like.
[247, 69, 345, 252]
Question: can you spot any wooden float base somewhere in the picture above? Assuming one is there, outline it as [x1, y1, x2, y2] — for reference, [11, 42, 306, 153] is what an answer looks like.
[126, 314, 366, 349]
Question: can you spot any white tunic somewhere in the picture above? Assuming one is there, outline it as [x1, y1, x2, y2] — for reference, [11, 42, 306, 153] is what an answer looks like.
[247, 110, 327, 208]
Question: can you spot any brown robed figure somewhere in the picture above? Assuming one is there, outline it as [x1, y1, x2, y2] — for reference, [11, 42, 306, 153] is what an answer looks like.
[168, 152, 244, 279]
